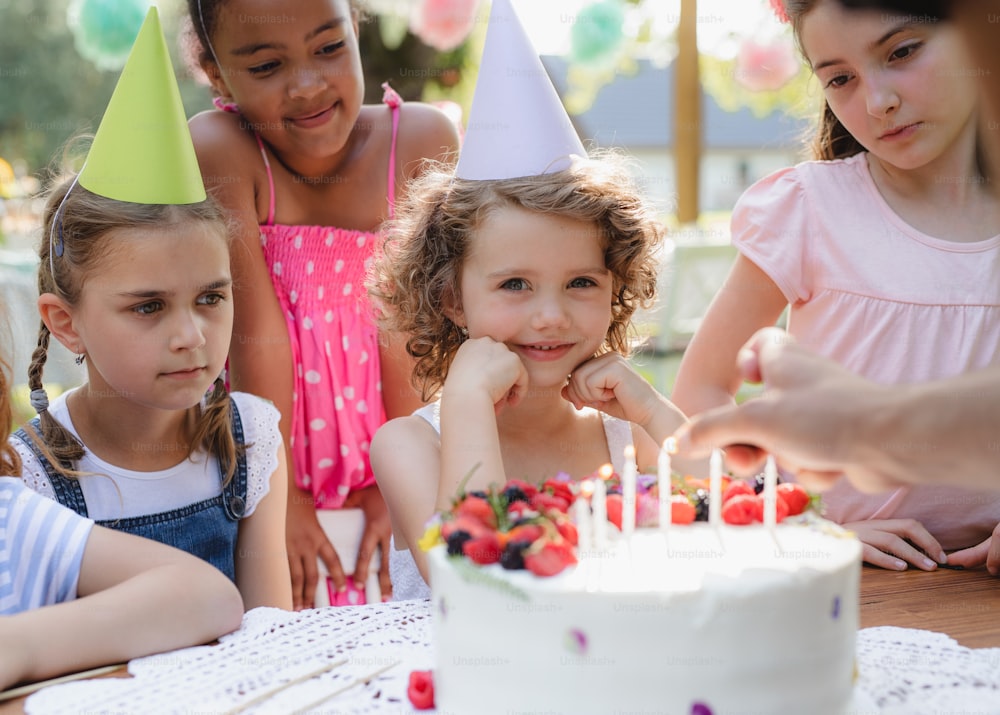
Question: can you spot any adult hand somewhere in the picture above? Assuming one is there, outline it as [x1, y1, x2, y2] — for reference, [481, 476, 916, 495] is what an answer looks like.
[343, 483, 393, 601]
[844, 519, 947, 571]
[286, 487, 344, 610]
[947, 522, 1000, 575]
[673, 328, 902, 494]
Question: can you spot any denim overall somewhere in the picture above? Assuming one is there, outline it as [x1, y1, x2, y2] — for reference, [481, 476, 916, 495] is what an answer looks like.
[13, 399, 248, 582]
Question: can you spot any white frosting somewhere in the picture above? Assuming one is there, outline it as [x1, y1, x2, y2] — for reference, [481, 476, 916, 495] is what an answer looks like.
[430, 518, 861, 715]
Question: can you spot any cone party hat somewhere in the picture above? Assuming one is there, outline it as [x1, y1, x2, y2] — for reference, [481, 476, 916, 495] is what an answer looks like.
[455, 0, 587, 180]
[78, 6, 206, 204]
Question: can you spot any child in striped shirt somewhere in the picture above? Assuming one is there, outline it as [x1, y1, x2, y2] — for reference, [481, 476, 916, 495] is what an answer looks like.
[0, 351, 243, 691]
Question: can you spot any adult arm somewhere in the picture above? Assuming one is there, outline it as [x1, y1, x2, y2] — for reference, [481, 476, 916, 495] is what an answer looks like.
[673, 328, 1000, 493]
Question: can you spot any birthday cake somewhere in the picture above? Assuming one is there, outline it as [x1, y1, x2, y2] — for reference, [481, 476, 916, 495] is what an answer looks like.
[424, 475, 861, 715]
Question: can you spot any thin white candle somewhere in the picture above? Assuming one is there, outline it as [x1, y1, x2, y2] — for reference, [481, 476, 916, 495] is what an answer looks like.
[621, 445, 637, 538]
[574, 482, 593, 552]
[658, 439, 672, 531]
[764, 455, 779, 528]
[592, 466, 610, 548]
[709, 449, 723, 527]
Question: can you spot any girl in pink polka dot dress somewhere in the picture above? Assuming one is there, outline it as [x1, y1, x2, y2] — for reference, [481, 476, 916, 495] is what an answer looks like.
[186, 0, 459, 608]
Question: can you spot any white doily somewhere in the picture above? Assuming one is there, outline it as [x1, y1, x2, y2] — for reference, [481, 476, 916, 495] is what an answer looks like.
[26, 600, 434, 715]
[24, 605, 1000, 714]
[855, 626, 1000, 714]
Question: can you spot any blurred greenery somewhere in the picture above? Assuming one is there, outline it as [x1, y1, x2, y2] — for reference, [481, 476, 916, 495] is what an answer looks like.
[0, 1, 121, 174]
[0, 1, 211, 175]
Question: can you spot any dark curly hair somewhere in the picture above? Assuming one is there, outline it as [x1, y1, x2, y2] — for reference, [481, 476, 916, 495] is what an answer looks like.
[185, 0, 369, 68]
[368, 154, 665, 401]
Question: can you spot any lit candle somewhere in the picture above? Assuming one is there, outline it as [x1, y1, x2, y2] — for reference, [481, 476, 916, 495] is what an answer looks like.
[764, 455, 778, 528]
[592, 465, 610, 548]
[709, 449, 723, 527]
[621, 445, 637, 538]
[574, 480, 594, 552]
[658, 438, 673, 531]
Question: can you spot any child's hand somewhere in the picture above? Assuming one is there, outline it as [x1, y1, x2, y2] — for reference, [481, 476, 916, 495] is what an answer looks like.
[946, 523, 1000, 575]
[342, 483, 393, 600]
[844, 519, 948, 571]
[286, 487, 345, 610]
[562, 353, 659, 425]
[446, 337, 529, 413]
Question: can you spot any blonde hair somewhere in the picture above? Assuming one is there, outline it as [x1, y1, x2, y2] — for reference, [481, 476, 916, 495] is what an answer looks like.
[368, 155, 664, 401]
[30, 175, 241, 482]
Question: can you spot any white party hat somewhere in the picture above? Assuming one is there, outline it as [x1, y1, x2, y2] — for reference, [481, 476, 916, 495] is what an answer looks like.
[455, 0, 587, 180]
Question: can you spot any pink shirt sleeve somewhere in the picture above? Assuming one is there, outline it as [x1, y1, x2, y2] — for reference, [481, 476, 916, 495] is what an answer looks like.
[730, 166, 813, 305]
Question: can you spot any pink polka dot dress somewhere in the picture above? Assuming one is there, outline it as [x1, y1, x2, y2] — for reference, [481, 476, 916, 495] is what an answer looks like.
[254, 86, 402, 509]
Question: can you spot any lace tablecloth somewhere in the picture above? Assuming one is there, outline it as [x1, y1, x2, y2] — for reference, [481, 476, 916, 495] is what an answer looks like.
[24, 600, 1000, 714]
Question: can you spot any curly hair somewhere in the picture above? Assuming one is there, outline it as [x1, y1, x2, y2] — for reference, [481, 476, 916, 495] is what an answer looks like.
[30, 175, 242, 483]
[368, 154, 664, 401]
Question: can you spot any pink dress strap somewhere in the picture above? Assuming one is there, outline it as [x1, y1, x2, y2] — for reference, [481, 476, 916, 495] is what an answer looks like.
[211, 97, 277, 226]
[381, 82, 403, 219]
[244, 86, 401, 225]
[254, 134, 277, 227]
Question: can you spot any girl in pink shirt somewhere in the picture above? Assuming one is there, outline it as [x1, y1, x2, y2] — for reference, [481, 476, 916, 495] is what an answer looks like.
[185, 0, 459, 608]
[673, 0, 1000, 571]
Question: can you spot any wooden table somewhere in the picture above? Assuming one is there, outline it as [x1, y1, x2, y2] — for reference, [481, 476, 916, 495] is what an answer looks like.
[3, 565, 999, 713]
[859, 564, 1000, 648]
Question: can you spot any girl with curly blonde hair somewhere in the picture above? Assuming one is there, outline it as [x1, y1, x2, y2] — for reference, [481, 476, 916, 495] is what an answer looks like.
[367, 156, 692, 598]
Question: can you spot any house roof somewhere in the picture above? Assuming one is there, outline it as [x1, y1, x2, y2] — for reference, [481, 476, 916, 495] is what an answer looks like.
[541, 55, 813, 150]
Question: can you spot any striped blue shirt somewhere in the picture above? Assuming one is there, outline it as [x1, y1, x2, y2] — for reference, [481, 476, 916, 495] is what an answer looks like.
[0, 476, 93, 614]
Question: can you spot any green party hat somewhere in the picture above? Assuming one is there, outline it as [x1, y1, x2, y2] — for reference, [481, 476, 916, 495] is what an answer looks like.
[78, 6, 206, 204]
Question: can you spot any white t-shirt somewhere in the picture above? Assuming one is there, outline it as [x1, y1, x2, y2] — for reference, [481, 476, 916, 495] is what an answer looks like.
[13, 391, 280, 521]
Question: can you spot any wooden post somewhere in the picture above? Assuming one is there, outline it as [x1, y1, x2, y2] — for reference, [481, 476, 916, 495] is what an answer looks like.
[674, 0, 701, 224]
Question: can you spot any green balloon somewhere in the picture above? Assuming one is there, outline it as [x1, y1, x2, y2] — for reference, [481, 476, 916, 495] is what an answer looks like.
[570, 0, 626, 67]
[70, 0, 151, 71]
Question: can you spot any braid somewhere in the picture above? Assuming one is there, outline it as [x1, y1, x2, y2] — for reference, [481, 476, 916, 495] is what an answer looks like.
[192, 376, 243, 485]
[25, 321, 85, 477]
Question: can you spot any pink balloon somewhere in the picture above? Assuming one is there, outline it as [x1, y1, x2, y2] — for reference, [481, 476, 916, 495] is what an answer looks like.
[411, 0, 480, 52]
[734, 37, 800, 93]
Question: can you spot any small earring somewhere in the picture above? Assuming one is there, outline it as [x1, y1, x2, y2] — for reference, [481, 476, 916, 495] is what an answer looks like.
[74, 353, 86, 366]
[459, 326, 469, 338]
